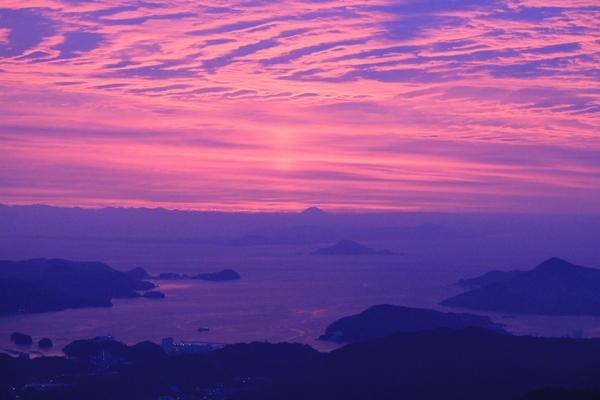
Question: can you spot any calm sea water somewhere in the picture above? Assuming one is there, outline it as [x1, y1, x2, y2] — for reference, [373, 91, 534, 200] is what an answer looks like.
[2, 237, 600, 356]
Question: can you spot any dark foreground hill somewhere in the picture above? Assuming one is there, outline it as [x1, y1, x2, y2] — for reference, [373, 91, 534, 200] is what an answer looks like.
[521, 388, 600, 400]
[319, 304, 505, 342]
[0, 259, 155, 315]
[257, 328, 600, 400]
[442, 258, 600, 315]
[3, 328, 600, 400]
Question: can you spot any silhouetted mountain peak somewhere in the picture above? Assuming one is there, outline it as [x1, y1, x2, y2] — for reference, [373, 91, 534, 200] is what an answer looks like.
[300, 206, 326, 215]
[533, 257, 577, 273]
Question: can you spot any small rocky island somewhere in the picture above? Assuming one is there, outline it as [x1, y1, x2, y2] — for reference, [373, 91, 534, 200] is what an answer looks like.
[143, 291, 166, 299]
[442, 258, 600, 315]
[312, 240, 393, 256]
[133, 268, 241, 282]
[319, 305, 505, 343]
[10, 332, 53, 349]
[10, 332, 32, 346]
[195, 269, 240, 281]
[38, 338, 53, 349]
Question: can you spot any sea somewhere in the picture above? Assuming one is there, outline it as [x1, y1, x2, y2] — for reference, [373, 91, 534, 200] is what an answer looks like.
[2, 235, 600, 356]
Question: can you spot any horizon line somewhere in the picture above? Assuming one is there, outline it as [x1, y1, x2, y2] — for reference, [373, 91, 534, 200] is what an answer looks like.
[2, 202, 600, 217]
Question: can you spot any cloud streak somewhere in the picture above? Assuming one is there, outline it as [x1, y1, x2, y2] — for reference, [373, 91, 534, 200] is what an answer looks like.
[0, 0, 598, 212]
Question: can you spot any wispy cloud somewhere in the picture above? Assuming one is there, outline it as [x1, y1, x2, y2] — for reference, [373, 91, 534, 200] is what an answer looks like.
[0, 0, 598, 211]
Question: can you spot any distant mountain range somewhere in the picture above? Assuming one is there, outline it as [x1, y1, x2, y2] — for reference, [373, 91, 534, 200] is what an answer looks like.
[312, 240, 393, 255]
[442, 258, 600, 315]
[0, 203, 465, 246]
[0, 259, 156, 315]
[319, 304, 505, 342]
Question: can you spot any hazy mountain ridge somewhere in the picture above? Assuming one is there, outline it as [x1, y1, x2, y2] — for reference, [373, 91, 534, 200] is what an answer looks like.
[312, 240, 394, 255]
[0, 204, 460, 244]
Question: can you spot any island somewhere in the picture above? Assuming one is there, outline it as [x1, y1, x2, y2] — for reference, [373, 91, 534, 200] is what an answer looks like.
[194, 269, 240, 281]
[312, 240, 393, 255]
[442, 258, 600, 315]
[319, 304, 505, 342]
[143, 291, 166, 299]
[63, 336, 165, 366]
[147, 269, 241, 282]
[0, 258, 157, 315]
[38, 338, 53, 349]
[154, 272, 189, 280]
[10, 332, 32, 346]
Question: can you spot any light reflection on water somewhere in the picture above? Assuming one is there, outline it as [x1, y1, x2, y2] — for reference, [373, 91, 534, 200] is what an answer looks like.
[2, 242, 600, 357]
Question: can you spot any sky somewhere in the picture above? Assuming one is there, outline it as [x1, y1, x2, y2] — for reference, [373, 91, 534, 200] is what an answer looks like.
[0, 0, 599, 212]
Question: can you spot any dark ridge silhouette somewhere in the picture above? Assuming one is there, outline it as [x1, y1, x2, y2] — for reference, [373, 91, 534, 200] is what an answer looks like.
[456, 269, 524, 288]
[256, 328, 600, 400]
[5, 329, 600, 400]
[195, 269, 240, 281]
[319, 304, 506, 342]
[521, 388, 600, 400]
[313, 240, 393, 255]
[10, 332, 32, 346]
[442, 258, 600, 315]
[143, 291, 165, 299]
[63, 337, 166, 365]
[0, 338, 318, 399]
[0, 259, 156, 315]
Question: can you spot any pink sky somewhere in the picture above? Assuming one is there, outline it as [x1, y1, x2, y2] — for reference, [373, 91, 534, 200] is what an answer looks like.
[0, 0, 599, 212]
